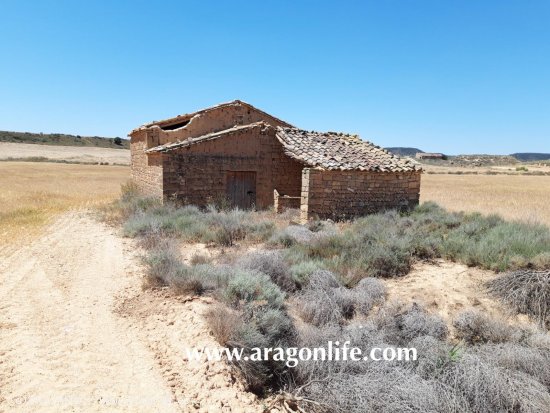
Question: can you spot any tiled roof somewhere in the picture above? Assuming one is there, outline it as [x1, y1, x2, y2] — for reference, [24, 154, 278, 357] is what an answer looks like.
[147, 123, 420, 173]
[275, 127, 420, 172]
[146, 123, 265, 153]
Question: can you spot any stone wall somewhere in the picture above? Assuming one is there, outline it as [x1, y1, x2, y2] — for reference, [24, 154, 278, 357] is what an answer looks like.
[300, 169, 422, 221]
[161, 126, 303, 208]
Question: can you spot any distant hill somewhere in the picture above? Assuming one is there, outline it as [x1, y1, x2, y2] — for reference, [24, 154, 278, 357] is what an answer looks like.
[385, 147, 424, 157]
[0, 130, 130, 149]
[511, 153, 550, 162]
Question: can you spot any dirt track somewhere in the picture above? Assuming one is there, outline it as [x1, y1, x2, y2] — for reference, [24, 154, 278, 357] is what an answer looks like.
[0, 212, 259, 413]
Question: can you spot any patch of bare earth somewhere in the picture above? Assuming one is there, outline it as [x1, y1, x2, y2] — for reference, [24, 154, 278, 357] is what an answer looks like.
[0, 212, 261, 413]
[383, 259, 533, 336]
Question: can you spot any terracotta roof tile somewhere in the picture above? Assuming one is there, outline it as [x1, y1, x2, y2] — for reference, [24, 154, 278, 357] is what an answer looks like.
[275, 127, 419, 172]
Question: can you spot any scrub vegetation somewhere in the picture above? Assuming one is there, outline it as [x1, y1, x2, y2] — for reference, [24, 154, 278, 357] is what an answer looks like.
[108, 187, 550, 412]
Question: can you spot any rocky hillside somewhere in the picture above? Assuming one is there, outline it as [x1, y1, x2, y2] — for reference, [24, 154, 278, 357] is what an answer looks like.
[385, 147, 424, 156]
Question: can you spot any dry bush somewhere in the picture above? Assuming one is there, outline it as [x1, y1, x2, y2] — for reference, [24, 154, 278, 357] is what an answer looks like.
[474, 343, 550, 390]
[351, 277, 386, 315]
[299, 367, 466, 413]
[294, 270, 355, 326]
[296, 272, 388, 326]
[486, 269, 550, 327]
[439, 352, 550, 413]
[295, 287, 353, 326]
[408, 335, 458, 379]
[532, 252, 550, 269]
[205, 304, 243, 345]
[295, 322, 550, 413]
[453, 309, 520, 344]
[237, 250, 295, 292]
[189, 253, 210, 265]
[306, 269, 342, 289]
[373, 302, 448, 344]
[206, 303, 297, 395]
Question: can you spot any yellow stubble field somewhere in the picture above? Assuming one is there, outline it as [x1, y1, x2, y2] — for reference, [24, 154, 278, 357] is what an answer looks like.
[420, 174, 550, 227]
[0, 162, 129, 249]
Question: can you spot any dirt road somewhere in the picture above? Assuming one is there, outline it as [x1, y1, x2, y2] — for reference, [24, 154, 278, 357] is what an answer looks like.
[0, 212, 259, 413]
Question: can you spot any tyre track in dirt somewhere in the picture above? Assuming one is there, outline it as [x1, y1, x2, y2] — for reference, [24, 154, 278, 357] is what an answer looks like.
[0, 212, 260, 412]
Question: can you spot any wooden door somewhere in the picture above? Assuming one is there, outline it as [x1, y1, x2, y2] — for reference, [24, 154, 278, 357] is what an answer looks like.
[226, 171, 257, 209]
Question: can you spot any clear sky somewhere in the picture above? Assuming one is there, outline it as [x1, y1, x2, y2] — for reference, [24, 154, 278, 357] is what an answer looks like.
[1, 1, 549, 154]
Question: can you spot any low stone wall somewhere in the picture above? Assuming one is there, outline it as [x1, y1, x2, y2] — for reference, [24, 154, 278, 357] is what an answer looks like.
[274, 190, 301, 213]
[300, 169, 421, 221]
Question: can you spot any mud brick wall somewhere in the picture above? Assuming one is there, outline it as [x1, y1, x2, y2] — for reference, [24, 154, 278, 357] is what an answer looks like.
[300, 169, 421, 221]
[156, 103, 291, 146]
[129, 103, 296, 201]
[274, 190, 301, 213]
[161, 127, 303, 208]
[130, 130, 163, 198]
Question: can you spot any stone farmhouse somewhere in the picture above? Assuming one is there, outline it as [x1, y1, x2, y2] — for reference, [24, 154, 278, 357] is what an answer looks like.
[129, 100, 421, 221]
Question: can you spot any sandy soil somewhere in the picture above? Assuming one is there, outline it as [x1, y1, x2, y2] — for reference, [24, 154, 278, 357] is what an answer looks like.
[0, 142, 130, 165]
[384, 259, 532, 335]
[0, 212, 260, 413]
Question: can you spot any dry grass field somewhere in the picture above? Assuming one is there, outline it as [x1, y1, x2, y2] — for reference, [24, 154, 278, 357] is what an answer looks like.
[421, 174, 550, 226]
[0, 142, 130, 165]
[0, 162, 129, 249]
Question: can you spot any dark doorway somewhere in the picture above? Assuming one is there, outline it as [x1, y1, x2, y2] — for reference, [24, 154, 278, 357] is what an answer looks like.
[226, 171, 257, 209]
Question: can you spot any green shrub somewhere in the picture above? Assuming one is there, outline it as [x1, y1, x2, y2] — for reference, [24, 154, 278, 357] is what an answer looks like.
[143, 241, 184, 288]
[288, 259, 325, 288]
[222, 270, 285, 309]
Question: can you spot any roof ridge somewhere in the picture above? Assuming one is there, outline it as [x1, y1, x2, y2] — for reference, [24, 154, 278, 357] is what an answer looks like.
[136, 100, 292, 132]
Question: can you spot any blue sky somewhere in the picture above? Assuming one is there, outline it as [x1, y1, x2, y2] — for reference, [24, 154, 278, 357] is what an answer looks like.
[1, 1, 549, 154]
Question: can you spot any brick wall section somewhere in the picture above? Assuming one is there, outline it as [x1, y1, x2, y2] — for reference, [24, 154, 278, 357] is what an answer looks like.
[157, 103, 291, 145]
[130, 103, 294, 199]
[130, 130, 163, 198]
[161, 126, 303, 208]
[274, 190, 301, 213]
[300, 169, 422, 221]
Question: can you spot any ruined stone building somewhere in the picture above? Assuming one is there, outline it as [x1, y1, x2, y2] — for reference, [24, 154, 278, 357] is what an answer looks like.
[129, 100, 421, 221]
